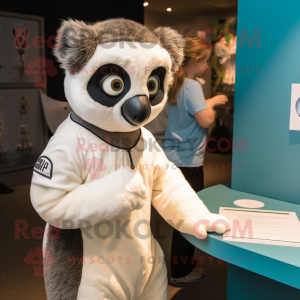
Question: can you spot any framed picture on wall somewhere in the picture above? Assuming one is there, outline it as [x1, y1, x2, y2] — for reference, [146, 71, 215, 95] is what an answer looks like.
[0, 10, 46, 88]
[0, 88, 47, 174]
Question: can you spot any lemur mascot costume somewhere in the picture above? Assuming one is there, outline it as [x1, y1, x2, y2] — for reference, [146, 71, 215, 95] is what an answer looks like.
[30, 18, 230, 300]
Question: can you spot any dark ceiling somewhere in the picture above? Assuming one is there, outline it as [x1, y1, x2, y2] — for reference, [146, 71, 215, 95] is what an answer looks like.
[144, 0, 238, 14]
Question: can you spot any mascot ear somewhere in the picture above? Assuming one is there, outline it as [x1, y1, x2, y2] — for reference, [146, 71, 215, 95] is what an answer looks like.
[53, 19, 97, 73]
[153, 27, 185, 74]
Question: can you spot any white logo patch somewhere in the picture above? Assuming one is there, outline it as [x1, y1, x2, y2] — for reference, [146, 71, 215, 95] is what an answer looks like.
[34, 156, 53, 179]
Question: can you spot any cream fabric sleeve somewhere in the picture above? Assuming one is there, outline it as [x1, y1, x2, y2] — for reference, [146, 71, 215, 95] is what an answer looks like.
[31, 134, 147, 229]
[151, 142, 230, 238]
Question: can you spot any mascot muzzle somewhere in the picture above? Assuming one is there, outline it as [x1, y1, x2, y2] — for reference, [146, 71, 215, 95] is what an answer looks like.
[121, 95, 151, 126]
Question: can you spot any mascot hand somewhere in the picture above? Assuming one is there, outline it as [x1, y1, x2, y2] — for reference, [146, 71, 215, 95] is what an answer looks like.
[113, 169, 147, 215]
[193, 213, 231, 239]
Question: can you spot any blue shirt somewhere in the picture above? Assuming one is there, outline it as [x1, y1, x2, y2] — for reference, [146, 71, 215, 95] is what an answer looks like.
[162, 78, 207, 167]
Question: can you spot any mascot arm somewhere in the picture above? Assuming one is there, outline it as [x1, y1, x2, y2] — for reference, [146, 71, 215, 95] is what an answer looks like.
[151, 150, 231, 239]
[31, 167, 147, 229]
[31, 134, 147, 229]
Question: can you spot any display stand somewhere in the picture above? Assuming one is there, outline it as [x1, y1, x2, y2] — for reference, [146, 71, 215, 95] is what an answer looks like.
[181, 184, 300, 300]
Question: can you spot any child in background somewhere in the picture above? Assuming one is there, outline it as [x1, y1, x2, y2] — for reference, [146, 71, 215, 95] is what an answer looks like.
[161, 37, 228, 283]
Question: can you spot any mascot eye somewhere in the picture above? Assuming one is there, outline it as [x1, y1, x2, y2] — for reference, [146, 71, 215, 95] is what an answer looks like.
[147, 76, 160, 97]
[101, 75, 124, 96]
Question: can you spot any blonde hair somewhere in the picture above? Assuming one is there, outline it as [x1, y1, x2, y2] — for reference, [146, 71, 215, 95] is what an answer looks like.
[168, 37, 211, 105]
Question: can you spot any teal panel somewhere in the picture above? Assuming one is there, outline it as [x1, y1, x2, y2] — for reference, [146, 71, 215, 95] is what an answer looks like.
[181, 185, 300, 289]
[232, 0, 300, 204]
[227, 264, 300, 300]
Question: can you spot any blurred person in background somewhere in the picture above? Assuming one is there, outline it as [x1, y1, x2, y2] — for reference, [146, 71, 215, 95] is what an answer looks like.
[162, 37, 228, 283]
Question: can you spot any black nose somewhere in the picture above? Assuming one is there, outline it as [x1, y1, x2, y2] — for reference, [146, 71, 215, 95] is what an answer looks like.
[121, 95, 151, 126]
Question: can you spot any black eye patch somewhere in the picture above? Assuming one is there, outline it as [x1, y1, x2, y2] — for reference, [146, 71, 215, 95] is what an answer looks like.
[87, 63, 131, 107]
[148, 67, 166, 106]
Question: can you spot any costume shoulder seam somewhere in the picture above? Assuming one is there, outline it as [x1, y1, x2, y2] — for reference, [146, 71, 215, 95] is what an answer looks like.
[141, 126, 155, 139]
[45, 132, 81, 178]
[141, 127, 160, 160]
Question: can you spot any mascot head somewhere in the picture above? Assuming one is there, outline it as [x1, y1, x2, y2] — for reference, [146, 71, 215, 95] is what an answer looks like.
[53, 18, 184, 132]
